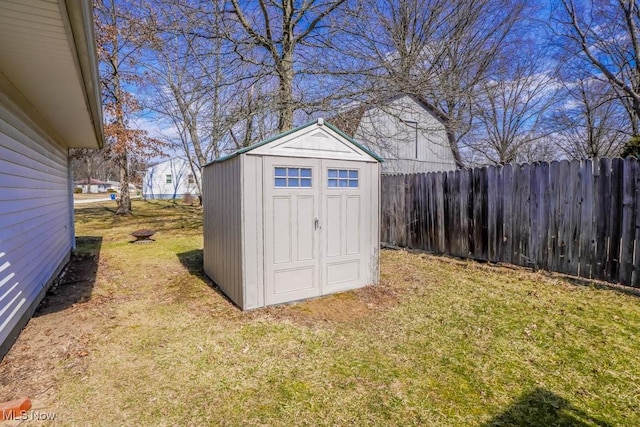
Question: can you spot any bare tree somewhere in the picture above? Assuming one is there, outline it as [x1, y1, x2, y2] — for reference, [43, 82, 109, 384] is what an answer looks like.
[550, 78, 629, 159]
[226, 0, 348, 132]
[553, 0, 640, 135]
[350, 0, 527, 167]
[137, 0, 276, 201]
[95, 0, 165, 214]
[468, 47, 559, 164]
[70, 148, 115, 186]
[518, 137, 562, 164]
[143, 7, 222, 197]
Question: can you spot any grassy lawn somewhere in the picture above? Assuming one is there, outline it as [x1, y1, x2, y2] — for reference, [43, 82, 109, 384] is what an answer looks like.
[2, 200, 639, 425]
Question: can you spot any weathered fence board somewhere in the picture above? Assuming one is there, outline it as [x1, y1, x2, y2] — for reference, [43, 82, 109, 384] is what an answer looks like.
[548, 161, 560, 272]
[633, 163, 640, 287]
[619, 159, 636, 284]
[595, 158, 611, 279]
[569, 159, 582, 277]
[502, 164, 514, 265]
[609, 159, 623, 282]
[381, 158, 640, 288]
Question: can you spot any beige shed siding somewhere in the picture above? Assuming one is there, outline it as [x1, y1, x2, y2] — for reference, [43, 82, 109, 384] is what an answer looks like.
[0, 103, 72, 355]
[203, 156, 243, 308]
[369, 162, 381, 284]
[241, 155, 264, 309]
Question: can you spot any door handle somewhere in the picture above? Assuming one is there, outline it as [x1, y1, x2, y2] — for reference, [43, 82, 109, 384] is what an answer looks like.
[314, 217, 320, 230]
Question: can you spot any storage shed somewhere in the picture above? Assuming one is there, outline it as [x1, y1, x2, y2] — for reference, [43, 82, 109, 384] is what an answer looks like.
[203, 119, 381, 309]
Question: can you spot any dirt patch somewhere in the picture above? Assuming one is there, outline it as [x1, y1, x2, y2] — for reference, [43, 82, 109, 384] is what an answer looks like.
[257, 284, 400, 326]
[0, 254, 101, 409]
[36, 254, 98, 316]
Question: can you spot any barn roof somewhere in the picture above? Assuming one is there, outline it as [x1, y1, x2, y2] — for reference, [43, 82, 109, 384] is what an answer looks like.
[206, 119, 383, 166]
[329, 105, 367, 137]
[329, 94, 448, 137]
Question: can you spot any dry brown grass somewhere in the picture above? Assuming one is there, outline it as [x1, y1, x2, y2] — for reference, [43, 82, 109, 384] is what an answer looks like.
[0, 200, 638, 426]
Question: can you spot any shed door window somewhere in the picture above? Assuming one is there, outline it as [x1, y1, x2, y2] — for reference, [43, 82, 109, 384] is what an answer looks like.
[165, 174, 172, 184]
[274, 167, 312, 188]
[328, 169, 358, 188]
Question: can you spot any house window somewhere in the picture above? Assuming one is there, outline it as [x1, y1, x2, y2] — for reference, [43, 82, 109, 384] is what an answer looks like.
[188, 174, 195, 184]
[274, 167, 312, 188]
[166, 174, 172, 184]
[328, 169, 358, 188]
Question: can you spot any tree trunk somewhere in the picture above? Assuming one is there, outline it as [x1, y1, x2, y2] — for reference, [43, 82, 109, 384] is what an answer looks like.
[85, 157, 93, 194]
[446, 129, 465, 168]
[277, 54, 294, 132]
[113, 57, 131, 213]
[115, 153, 131, 215]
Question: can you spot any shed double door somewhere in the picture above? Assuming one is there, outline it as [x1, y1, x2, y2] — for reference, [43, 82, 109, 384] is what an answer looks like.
[264, 157, 369, 305]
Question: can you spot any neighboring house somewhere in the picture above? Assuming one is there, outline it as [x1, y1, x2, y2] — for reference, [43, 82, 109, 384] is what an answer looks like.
[75, 178, 112, 194]
[332, 95, 456, 174]
[106, 180, 121, 191]
[105, 181, 137, 193]
[143, 157, 200, 199]
[0, 1, 103, 358]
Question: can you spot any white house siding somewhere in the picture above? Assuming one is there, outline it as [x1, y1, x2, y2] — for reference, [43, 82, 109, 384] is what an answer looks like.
[203, 156, 243, 307]
[354, 96, 456, 174]
[143, 158, 200, 199]
[0, 102, 73, 356]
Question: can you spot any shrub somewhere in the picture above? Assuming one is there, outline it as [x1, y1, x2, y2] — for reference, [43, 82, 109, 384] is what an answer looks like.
[74, 187, 83, 194]
[107, 188, 117, 194]
[622, 135, 640, 159]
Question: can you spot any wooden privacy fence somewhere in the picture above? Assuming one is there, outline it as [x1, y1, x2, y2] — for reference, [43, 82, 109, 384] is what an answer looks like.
[381, 158, 640, 287]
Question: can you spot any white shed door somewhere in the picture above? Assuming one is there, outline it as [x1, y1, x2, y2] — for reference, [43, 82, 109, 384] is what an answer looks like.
[264, 157, 321, 305]
[321, 160, 368, 294]
[264, 157, 372, 305]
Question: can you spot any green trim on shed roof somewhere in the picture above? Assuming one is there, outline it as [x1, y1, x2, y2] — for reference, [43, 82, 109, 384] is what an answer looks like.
[204, 120, 383, 167]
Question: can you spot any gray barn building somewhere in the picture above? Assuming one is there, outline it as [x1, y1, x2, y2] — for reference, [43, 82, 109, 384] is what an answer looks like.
[332, 95, 457, 174]
[203, 119, 381, 309]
